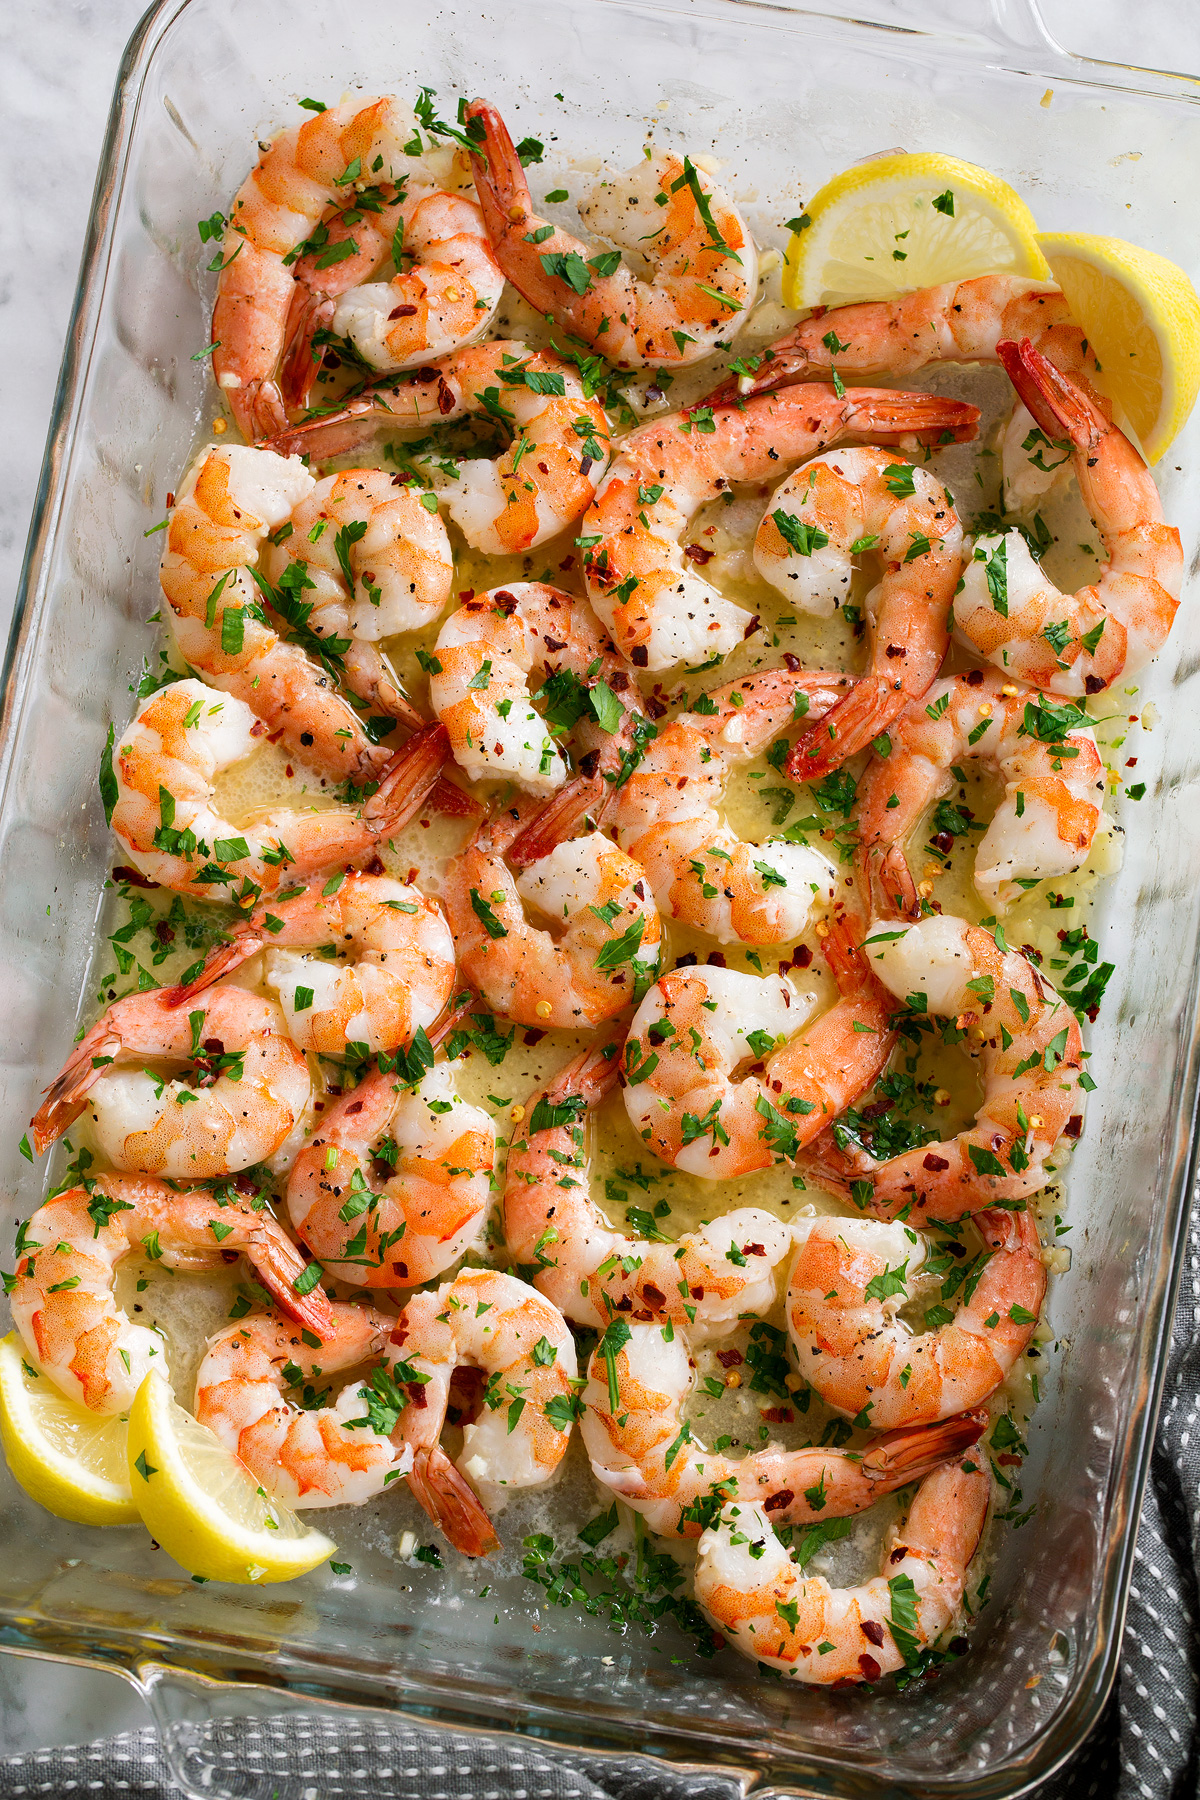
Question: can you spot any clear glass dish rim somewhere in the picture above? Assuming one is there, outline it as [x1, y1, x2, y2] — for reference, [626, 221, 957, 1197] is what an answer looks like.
[3, 3, 1198, 1795]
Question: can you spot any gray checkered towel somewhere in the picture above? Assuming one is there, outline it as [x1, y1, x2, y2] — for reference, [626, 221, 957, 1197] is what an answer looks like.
[3, 1216, 1197, 1800]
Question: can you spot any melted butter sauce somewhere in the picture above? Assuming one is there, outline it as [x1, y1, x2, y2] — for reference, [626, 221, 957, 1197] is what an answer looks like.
[82, 208, 1139, 1625]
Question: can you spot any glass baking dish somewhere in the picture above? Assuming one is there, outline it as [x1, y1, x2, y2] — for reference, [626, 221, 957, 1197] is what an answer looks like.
[3, 0, 1199, 1794]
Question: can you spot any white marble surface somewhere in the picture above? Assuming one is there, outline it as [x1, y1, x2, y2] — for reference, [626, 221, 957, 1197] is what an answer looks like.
[2, 0, 1199, 1768]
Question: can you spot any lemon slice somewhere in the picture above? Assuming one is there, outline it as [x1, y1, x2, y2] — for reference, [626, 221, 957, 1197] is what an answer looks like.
[0, 1332, 138, 1526]
[126, 1371, 335, 1583]
[783, 152, 1049, 310]
[1036, 232, 1200, 462]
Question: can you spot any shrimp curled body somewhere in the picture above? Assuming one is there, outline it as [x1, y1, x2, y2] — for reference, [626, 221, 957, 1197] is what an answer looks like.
[171, 874, 456, 1058]
[694, 1462, 989, 1684]
[786, 1208, 1045, 1429]
[161, 446, 431, 781]
[429, 582, 641, 798]
[752, 447, 965, 781]
[505, 1042, 796, 1335]
[606, 668, 847, 946]
[466, 98, 758, 368]
[854, 668, 1105, 914]
[953, 339, 1183, 695]
[32, 983, 311, 1177]
[581, 1315, 985, 1538]
[621, 923, 896, 1180]
[803, 914, 1085, 1220]
[444, 808, 662, 1031]
[582, 386, 977, 670]
[392, 1268, 579, 1556]
[194, 1304, 412, 1508]
[285, 1063, 495, 1288]
[109, 678, 446, 900]
[10, 1177, 332, 1414]
[212, 96, 498, 437]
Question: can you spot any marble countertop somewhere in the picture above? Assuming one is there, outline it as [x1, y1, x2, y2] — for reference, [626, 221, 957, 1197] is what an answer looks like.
[2, 0, 1199, 1767]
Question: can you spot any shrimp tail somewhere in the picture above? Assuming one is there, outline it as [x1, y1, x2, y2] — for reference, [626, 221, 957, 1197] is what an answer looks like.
[860, 1411, 987, 1486]
[427, 987, 486, 1051]
[407, 1445, 502, 1557]
[838, 392, 980, 446]
[996, 337, 1103, 450]
[247, 1229, 337, 1340]
[29, 1029, 123, 1154]
[543, 1032, 625, 1110]
[261, 384, 413, 459]
[505, 772, 613, 869]
[864, 844, 921, 922]
[787, 674, 902, 780]
[363, 721, 450, 830]
[166, 933, 259, 1006]
[340, 649, 482, 821]
[280, 288, 338, 412]
[462, 100, 526, 257]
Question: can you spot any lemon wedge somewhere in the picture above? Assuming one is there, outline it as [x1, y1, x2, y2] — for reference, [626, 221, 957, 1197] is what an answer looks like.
[126, 1370, 335, 1583]
[783, 152, 1049, 310]
[0, 1332, 138, 1526]
[1036, 232, 1200, 462]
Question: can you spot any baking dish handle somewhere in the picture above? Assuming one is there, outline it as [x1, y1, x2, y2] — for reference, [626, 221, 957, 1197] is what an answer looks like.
[795, 0, 1066, 57]
[135, 1661, 760, 1800]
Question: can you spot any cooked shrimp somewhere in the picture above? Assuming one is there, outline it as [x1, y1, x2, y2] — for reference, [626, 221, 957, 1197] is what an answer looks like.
[582, 386, 977, 670]
[504, 1040, 796, 1334]
[428, 582, 642, 799]
[110, 678, 446, 900]
[786, 1208, 1044, 1429]
[597, 667, 848, 946]
[802, 914, 1086, 1221]
[31, 982, 311, 1177]
[709, 272, 1099, 402]
[288, 189, 503, 406]
[163, 444, 419, 781]
[10, 1176, 332, 1414]
[194, 1303, 413, 1508]
[953, 338, 1183, 695]
[267, 342, 612, 555]
[694, 1461, 990, 1683]
[854, 668, 1105, 914]
[580, 1314, 985, 1537]
[169, 874, 456, 1058]
[262, 466, 453, 677]
[285, 1062, 494, 1289]
[752, 448, 965, 779]
[211, 96, 500, 437]
[391, 1268, 578, 1556]
[443, 806, 661, 1030]
[622, 919, 896, 1179]
[465, 98, 757, 367]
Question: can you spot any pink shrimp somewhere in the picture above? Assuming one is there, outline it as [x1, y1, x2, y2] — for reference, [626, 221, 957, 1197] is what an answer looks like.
[695, 1461, 990, 1684]
[952, 339, 1183, 695]
[580, 1311, 986, 1537]
[853, 667, 1105, 915]
[786, 1207, 1045, 1430]
[284, 1061, 495, 1289]
[194, 1303, 411, 1508]
[10, 1176, 332, 1413]
[801, 914, 1085, 1222]
[391, 1268, 579, 1556]
[504, 1040, 796, 1334]
[581, 386, 978, 671]
[30, 982, 311, 1177]
[168, 873, 456, 1058]
[621, 914, 897, 1180]
[465, 98, 758, 367]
